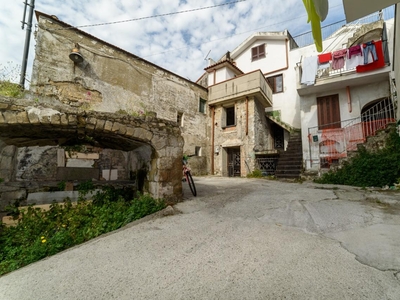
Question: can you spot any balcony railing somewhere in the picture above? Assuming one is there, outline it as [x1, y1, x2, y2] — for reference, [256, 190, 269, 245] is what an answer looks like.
[208, 70, 273, 107]
[307, 98, 396, 169]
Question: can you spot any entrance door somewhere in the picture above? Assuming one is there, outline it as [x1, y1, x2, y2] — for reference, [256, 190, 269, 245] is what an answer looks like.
[227, 147, 241, 177]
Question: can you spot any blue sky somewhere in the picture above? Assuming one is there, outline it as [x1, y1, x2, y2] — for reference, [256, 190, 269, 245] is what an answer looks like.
[0, 0, 347, 84]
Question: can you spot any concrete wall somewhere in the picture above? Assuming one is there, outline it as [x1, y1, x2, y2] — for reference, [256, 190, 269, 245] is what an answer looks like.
[234, 39, 288, 74]
[31, 12, 210, 175]
[300, 81, 391, 170]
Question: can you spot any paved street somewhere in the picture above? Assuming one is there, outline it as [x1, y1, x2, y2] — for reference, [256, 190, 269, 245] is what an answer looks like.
[1, 177, 399, 299]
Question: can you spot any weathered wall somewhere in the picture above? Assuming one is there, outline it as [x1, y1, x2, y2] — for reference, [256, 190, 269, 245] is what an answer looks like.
[212, 97, 270, 176]
[0, 95, 184, 202]
[31, 12, 210, 175]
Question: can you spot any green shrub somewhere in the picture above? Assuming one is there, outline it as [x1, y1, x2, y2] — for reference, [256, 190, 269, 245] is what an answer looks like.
[0, 189, 165, 276]
[315, 130, 400, 187]
[246, 169, 264, 178]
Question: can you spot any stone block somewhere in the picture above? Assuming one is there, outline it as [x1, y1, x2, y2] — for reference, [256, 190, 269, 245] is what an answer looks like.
[56, 167, 99, 181]
[3, 111, 17, 124]
[0, 190, 27, 211]
[102, 169, 118, 180]
[65, 182, 74, 191]
[16, 111, 29, 124]
[66, 159, 95, 168]
[66, 152, 99, 159]
[104, 120, 113, 131]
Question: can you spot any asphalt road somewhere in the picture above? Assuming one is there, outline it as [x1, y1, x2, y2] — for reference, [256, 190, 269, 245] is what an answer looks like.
[1, 177, 399, 299]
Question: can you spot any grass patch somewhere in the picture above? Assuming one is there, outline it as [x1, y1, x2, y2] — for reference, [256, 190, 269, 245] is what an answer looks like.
[0, 187, 166, 276]
[246, 169, 264, 178]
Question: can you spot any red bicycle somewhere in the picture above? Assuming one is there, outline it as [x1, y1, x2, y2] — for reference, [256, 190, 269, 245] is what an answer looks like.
[183, 160, 197, 196]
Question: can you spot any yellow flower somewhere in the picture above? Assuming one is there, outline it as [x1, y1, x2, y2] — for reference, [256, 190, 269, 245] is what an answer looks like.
[41, 236, 45, 240]
[42, 239, 47, 243]
[62, 224, 66, 228]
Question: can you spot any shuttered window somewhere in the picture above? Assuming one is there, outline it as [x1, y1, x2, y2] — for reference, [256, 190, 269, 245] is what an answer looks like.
[251, 44, 266, 61]
[317, 94, 341, 129]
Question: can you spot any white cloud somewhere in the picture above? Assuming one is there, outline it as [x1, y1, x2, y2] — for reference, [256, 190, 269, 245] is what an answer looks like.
[0, 0, 350, 85]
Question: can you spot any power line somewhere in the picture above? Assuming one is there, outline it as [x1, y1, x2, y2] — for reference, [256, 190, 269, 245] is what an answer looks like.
[57, 0, 247, 30]
[144, 3, 344, 58]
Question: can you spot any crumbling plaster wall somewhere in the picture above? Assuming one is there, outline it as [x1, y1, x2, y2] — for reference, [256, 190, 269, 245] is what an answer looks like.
[212, 97, 271, 176]
[31, 14, 210, 174]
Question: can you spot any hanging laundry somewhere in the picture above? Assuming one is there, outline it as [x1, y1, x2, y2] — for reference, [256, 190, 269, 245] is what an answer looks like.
[332, 49, 347, 70]
[356, 40, 385, 73]
[301, 56, 318, 85]
[348, 45, 362, 59]
[363, 41, 378, 64]
[318, 52, 332, 64]
[346, 45, 363, 70]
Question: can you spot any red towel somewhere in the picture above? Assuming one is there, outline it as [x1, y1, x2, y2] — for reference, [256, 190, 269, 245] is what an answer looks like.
[318, 53, 332, 64]
[356, 40, 385, 73]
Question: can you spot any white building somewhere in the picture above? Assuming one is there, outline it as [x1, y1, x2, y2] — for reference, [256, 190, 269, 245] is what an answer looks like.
[199, 8, 397, 176]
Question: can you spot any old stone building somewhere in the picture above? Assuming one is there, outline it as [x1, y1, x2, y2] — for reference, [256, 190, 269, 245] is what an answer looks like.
[0, 11, 210, 208]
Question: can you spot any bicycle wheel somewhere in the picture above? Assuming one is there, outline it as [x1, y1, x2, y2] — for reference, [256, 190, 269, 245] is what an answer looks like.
[186, 171, 197, 196]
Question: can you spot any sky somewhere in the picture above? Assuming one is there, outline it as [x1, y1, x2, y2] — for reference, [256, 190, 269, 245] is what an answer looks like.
[0, 0, 347, 85]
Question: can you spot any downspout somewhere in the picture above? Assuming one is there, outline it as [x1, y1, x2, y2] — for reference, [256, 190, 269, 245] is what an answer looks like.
[211, 106, 215, 174]
[263, 38, 289, 76]
[245, 97, 249, 135]
[346, 86, 352, 113]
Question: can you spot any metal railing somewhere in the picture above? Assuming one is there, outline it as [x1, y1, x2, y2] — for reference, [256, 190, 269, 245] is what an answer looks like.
[293, 6, 395, 48]
[256, 157, 279, 175]
[307, 98, 396, 168]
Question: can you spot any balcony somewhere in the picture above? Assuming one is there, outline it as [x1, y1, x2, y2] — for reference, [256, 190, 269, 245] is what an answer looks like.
[296, 10, 393, 96]
[208, 70, 273, 108]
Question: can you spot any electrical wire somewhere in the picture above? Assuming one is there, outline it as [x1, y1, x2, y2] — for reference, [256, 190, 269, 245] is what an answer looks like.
[56, 0, 247, 30]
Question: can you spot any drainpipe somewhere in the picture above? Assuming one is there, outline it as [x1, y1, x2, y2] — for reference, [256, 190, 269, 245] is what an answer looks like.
[211, 106, 215, 174]
[19, 0, 35, 88]
[346, 86, 352, 113]
[245, 97, 249, 136]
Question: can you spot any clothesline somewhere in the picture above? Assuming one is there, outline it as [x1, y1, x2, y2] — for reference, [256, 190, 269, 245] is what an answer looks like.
[300, 39, 386, 86]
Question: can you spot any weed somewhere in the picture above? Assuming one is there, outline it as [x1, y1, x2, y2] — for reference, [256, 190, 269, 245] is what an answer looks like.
[0, 62, 24, 98]
[0, 188, 165, 276]
[246, 169, 264, 178]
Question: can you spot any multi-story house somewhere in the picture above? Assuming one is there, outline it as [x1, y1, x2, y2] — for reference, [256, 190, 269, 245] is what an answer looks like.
[199, 6, 397, 176]
[295, 12, 396, 172]
[197, 31, 301, 177]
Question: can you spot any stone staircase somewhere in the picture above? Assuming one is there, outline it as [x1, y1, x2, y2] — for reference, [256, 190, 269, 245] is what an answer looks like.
[275, 131, 303, 179]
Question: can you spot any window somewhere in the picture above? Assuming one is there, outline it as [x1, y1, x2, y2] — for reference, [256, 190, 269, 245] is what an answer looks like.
[222, 106, 236, 128]
[317, 94, 341, 130]
[177, 112, 183, 127]
[251, 44, 266, 61]
[199, 98, 206, 113]
[267, 74, 283, 93]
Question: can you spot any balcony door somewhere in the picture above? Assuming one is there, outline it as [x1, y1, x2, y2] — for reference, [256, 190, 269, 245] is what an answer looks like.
[317, 94, 341, 129]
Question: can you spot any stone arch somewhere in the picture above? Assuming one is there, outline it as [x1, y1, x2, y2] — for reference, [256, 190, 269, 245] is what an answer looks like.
[0, 97, 183, 202]
[348, 21, 384, 47]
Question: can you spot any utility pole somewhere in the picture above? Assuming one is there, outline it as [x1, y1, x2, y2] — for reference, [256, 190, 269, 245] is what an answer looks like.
[20, 0, 35, 89]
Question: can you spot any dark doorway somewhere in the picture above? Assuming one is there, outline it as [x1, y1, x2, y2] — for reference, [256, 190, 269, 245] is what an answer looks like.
[227, 147, 241, 177]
